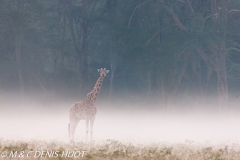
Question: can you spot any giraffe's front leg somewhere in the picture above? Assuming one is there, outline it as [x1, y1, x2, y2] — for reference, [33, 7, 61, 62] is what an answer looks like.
[85, 118, 89, 142]
[90, 116, 95, 142]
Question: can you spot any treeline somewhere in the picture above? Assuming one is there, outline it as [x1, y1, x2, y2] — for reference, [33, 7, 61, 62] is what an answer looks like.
[1, 0, 240, 109]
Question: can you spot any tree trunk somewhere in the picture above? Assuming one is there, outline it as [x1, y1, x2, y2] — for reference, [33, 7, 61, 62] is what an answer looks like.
[172, 60, 187, 95]
[80, 0, 89, 93]
[211, 0, 228, 110]
[109, 68, 115, 97]
[15, 34, 24, 97]
[16, 0, 24, 97]
[80, 23, 89, 93]
[200, 66, 212, 105]
[191, 52, 202, 107]
[108, 48, 121, 98]
[215, 42, 228, 110]
[64, 0, 94, 93]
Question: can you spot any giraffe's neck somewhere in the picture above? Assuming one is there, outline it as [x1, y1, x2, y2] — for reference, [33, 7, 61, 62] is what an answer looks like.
[92, 76, 104, 101]
[85, 76, 104, 104]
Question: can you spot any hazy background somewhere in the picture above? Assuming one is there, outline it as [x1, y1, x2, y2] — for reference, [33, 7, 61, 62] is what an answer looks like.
[0, 92, 240, 145]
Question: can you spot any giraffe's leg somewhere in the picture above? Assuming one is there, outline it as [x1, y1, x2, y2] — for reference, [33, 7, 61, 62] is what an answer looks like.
[85, 118, 89, 142]
[68, 123, 70, 140]
[90, 116, 95, 142]
[69, 117, 79, 144]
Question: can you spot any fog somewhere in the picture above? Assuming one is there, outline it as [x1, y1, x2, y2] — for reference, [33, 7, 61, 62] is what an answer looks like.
[0, 93, 240, 146]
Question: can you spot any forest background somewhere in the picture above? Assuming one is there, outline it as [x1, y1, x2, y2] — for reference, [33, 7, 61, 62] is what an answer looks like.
[1, 0, 240, 111]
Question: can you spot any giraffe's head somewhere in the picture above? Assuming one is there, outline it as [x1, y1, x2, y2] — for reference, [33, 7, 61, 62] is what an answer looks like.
[97, 68, 109, 77]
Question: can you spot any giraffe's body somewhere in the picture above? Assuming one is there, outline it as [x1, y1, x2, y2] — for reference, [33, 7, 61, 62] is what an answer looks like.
[68, 68, 109, 143]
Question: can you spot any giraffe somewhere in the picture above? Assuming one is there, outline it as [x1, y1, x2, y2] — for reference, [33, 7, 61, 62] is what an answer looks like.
[68, 68, 109, 143]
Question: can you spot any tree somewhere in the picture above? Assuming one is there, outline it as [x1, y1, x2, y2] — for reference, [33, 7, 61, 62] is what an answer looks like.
[63, 0, 106, 93]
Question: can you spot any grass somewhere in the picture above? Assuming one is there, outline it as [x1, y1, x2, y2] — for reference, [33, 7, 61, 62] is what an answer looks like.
[0, 139, 240, 160]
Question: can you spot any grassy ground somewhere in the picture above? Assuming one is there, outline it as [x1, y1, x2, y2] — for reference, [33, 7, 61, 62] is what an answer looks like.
[0, 139, 240, 160]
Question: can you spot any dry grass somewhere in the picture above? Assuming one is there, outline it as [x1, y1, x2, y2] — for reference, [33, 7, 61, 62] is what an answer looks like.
[0, 139, 240, 160]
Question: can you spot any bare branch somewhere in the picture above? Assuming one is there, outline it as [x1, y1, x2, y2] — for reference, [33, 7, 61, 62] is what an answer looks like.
[87, 21, 98, 44]
[196, 47, 216, 70]
[227, 47, 240, 53]
[228, 9, 240, 12]
[203, 14, 214, 28]
[128, 0, 150, 28]
[208, 44, 218, 56]
[92, 33, 110, 55]
[65, 1, 80, 53]
[184, 0, 195, 14]
[145, 25, 173, 47]
[163, 5, 187, 30]
[89, 0, 97, 18]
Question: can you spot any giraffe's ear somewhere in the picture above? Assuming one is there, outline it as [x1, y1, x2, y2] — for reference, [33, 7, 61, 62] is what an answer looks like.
[106, 70, 110, 73]
[97, 69, 100, 73]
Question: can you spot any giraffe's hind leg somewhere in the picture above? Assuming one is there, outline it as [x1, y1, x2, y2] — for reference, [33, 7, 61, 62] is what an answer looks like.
[89, 116, 95, 142]
[85, 118, 89, 142]
[89, 107, 97, 142]
[69, 117, 79, 144]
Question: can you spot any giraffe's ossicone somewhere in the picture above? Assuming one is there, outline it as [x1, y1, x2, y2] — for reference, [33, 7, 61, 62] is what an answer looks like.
[68, 68, 109, 144]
